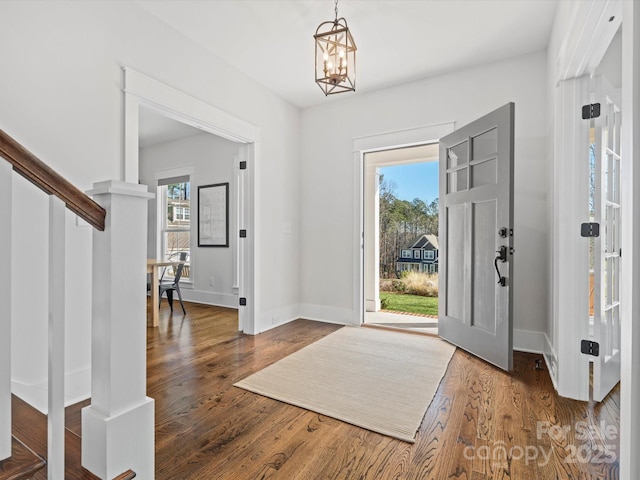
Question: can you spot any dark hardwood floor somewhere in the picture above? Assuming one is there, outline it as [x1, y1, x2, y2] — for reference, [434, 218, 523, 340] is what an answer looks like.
[60, 301, 619, 479]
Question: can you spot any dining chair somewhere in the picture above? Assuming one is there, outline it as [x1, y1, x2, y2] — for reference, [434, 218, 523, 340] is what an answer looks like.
[159, 253, 187, 314]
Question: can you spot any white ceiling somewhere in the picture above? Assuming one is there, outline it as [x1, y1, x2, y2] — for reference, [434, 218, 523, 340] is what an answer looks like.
[136, 0, 559, 109]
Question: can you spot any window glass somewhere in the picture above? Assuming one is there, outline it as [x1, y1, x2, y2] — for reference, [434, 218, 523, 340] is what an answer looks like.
[160, 181, 191, 280]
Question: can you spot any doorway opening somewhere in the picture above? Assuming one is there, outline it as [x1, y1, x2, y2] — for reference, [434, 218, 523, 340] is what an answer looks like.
[363, 143, 439, 335]
[138, 106, 243, 331]
[123, 67, 258, 334]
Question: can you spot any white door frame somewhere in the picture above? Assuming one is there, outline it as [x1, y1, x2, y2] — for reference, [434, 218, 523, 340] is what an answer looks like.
[122, 67, 259, 334]
[553, 1, 639, 477]
[553, 0, 622, 400]
[362, 145, 440, 316]
[353, 123, 454, 325]
[620, 2, 640, 477]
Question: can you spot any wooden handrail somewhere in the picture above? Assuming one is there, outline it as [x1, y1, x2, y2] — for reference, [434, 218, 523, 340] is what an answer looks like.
[0, 130, 106, 231]
[113, 469, 136, 480]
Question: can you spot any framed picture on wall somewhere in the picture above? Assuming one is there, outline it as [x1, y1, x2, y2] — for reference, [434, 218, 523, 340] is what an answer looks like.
[198, 182, 229, 247]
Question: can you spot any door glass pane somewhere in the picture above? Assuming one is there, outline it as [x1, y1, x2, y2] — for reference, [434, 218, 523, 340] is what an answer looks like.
[447, 168, 468, 193]
[447, 141, 468, 168]
[446, 205, 465, 322]
[612, 208, 618, 253]
[612, 257, 619, 303]
[471, 158, 497, 188]
[472, 128, 497, 160]
[603, 153, 609, 202]
[611, 158, 620, 203]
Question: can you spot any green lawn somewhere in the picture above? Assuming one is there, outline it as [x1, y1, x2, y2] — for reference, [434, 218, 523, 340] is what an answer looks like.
[380, 292, 438, 316]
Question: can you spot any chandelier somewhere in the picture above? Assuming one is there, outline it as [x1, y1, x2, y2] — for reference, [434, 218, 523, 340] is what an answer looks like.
[314, 0, 357, 96]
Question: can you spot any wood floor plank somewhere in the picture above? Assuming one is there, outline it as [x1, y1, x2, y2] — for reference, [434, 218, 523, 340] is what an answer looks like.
[11, 301, 620, 479]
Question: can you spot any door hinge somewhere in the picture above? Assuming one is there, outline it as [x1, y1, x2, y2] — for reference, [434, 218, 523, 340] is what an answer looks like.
[580, 222, 600, 237]
[240, 161, 247, 170]
[239, 229, 247, 238]
[582, 103, 601, 119]
[239, 297, 247, 306]
[581, 340, 600, 357]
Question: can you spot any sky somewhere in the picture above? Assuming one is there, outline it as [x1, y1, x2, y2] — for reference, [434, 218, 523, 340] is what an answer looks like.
[379, 161, 439, 204]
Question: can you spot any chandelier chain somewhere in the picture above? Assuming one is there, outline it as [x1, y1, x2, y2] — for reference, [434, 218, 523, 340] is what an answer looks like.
[334, 0, 339, 22]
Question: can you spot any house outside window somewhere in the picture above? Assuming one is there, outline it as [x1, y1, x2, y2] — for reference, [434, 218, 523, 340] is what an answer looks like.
[424, 250, 435, 260]
[401, 250, 412, 258]
[159, 177, 191, 280]
[413, 250, 421, 259]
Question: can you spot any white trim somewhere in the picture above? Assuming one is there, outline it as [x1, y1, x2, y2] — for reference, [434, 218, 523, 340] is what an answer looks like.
[353, 122, 455, 153]
[122, 67, 259, 335]
[11, 368, 92, 415]
[556, 1, 623, 83]
[620, 2, 640, 478]
[513, 329, 546, 354]
[0, 162, 11, 460]
[123, 67, 256, 147]
[553, 76, 591, 401]
[153, 165, 195, 181]
[299, 304, 356, 326]
[256, 304, 303, 334]
[48, 196, 66, 480]
[232, 155, 241, 292]
[177, 290, 238, 310]
[544, 333, 559, 392]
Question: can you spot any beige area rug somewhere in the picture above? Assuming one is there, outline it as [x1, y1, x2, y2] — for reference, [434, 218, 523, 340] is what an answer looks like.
[234, 326, 456, 443]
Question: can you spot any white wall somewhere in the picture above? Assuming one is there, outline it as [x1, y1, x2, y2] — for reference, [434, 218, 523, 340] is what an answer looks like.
[1, 0, 300, 407]
[299, 51, 549, 344]
[139, 133, 240, 308]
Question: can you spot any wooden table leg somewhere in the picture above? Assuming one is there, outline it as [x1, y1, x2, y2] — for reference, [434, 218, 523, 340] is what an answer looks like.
[150, 266, 159, 327]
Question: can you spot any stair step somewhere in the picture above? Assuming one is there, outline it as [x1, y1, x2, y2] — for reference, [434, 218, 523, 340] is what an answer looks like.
[0, 436, 46, 480]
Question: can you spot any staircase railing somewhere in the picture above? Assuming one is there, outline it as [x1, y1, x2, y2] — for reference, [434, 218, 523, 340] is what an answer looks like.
[0, 130, 149, 479]
[0, 130, 106, 231]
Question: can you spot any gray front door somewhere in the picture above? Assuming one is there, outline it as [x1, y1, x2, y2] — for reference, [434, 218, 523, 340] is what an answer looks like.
[438, 103, 515, 371]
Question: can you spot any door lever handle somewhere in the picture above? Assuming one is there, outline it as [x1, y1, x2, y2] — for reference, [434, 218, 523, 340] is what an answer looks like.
[494, 246, 507, 286]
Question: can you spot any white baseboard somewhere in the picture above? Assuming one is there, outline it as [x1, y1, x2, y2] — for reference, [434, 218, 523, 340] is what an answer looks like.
[513, 328, 546, 354]
[298, 304, 356, 326]
[12, 367, 91, 414]
[254, 304, 303, 334]
[180, 289, 238, 309]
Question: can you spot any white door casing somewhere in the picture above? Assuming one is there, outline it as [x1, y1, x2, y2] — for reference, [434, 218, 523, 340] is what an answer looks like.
[439, 103, 515, 371]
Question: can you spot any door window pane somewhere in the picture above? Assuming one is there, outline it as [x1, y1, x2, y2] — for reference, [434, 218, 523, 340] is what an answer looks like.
[471, 158, 497, 188]
[471, 128, 497, 160]
[447, 141, 468, 169]
[447, 168, 468, 193]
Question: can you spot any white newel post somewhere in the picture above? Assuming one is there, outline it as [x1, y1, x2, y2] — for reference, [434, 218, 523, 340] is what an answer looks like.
[82, 181, 154, 479]
[0, 161, 12, 461]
